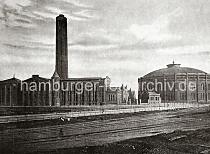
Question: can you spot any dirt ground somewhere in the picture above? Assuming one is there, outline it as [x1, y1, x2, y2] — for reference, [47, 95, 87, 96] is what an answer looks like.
[1, 107, 209, 154]
[40, 128, 210, 154]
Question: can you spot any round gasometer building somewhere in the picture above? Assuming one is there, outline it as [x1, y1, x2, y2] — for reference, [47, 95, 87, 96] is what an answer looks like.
[138, 62, 210, 104]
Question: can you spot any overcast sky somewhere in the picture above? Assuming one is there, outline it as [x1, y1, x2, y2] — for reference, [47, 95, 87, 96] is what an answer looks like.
[0, 0, 210, 91]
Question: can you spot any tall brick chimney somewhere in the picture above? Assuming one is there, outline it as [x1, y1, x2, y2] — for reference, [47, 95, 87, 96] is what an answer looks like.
[55, 14, 68, 79]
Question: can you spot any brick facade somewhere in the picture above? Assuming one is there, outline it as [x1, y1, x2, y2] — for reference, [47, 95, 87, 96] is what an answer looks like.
[138, 63, 210, 104]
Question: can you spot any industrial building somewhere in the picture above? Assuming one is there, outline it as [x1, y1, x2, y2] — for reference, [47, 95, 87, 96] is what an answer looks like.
[0, 14, 135, 107]
[138, 62, 210, 104]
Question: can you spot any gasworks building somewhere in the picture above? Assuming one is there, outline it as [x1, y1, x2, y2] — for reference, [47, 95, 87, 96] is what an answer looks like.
[138, 62, 210, 104]
[0, 14, 135, 107]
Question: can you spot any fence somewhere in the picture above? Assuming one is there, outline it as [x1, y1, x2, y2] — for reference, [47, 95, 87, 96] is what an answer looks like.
[0, 103, 209, 124]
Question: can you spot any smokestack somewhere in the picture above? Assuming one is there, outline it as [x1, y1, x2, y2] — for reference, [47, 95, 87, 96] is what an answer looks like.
[55, 14, 68, 79]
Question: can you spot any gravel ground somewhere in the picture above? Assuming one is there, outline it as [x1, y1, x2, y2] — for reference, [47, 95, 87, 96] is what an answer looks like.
[39, 128, 210, 154]
[1, 106, 209, 154]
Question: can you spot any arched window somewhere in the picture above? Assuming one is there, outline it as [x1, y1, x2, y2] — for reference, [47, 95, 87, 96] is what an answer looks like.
[157, 84, 162, 92]
[180, 83, 186, 91]
[201, 83, 205, 91]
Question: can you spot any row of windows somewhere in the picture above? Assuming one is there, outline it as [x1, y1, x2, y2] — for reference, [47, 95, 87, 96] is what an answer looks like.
[200, 93, 205, 100]
[202, 83, 210, 90]
[191, 93, 196, 100]
[166, 93, 174, 101]
[150, 97, 160, 101]
[142, 83, 210, 91]
[62, 91, 100, 103]
[179, 93, 210, 100]
[23, 92, 49, 106]
[180, 93, 186, 100]
[0, 87, 16, 105]
[108, 94, 116, 101]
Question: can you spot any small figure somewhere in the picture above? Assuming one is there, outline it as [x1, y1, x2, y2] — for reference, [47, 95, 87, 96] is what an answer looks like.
[60, 117, 65, 121]
[59, 128, 64, 137]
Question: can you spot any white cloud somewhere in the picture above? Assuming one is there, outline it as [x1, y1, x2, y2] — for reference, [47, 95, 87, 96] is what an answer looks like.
[127, 8, 183, 43]
[4, 0, 31, 9]
[65, 14, 89, 21]
[63, 0, 93, 8]
[70, 44, 117, 51]
[73, 10, 96, 18]
[33, 10, 55, 20]
[157, 45, 210, 55]
[46, 6, 64, 15]
[33, 8, 90, 21]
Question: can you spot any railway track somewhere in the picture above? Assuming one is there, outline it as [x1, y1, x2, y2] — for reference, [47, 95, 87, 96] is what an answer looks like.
[13, 120, 210, 152]
[0, 111, 180, 142]
[0, 107, 209, 152]
[0, 107, 197, 135]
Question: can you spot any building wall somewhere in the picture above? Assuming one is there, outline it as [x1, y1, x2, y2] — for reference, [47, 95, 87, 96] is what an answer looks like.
[106, 88, 122, 105]
[120, 85, 129, 105]
[128, 89, 137, 105]
[21, 75, 51, 106]
[59, 79, 106, 106]
[106, 91, 118, 105]
[0, 76, 132, 107]
[0, 78, 21, 106]
[138, 73, 210, 103]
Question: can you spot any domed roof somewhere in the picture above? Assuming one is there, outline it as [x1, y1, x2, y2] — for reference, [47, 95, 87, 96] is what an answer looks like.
[144, 62, 206, 78]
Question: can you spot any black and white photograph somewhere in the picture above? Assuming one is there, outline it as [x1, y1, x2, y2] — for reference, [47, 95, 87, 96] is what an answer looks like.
[0, 0, 210, 153]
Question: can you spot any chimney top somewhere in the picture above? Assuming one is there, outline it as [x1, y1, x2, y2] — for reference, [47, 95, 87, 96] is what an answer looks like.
[57, 14, 66, 18]
[32, 75, 39, 78]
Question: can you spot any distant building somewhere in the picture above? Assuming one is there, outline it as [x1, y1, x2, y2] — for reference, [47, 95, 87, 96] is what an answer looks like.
[0, 77, 21, 106]
[106, 87, 122, 105]
[106, 85, 133, 105]
[121, 85, 129, 104]
[128, 88, 137, 105]
[138, 62, 210, 104]
[21, 75, 51, 106]
[49, 14, 110, 106]
[141, 91, 161, 104]
[56, 76, 109, 106]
